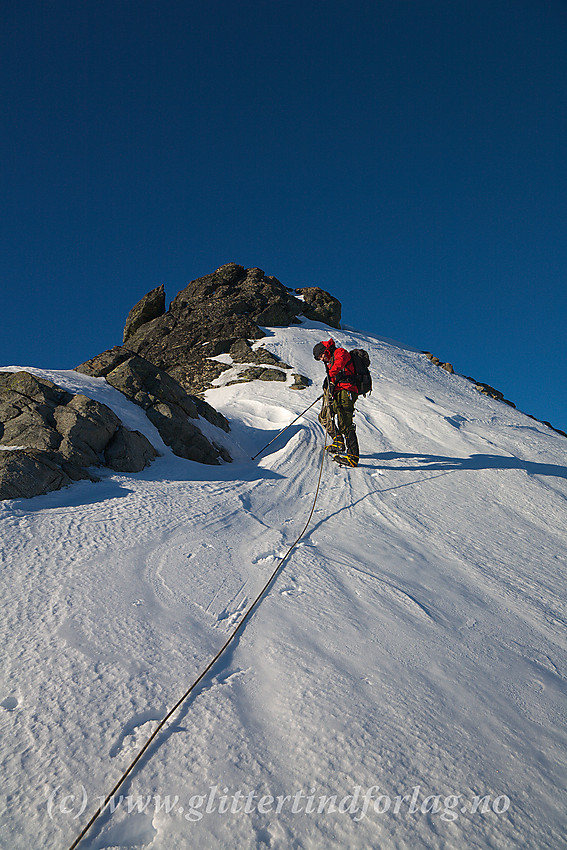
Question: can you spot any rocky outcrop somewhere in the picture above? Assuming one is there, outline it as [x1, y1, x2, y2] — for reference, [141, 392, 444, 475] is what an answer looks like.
[76, 348, 230, 464]
[424, 351, 517, 406]
[227, 338, 290, 368]
[0, 371, 157, 500]
[295, 287, 341, 329]
[289, 374, 311, 391]
[123, 284, 165, 344]
[103, 426, 158, 472]
[466, 379, 512, 404]
[422, 351, 567, 437]
[227, 367, 288, 386]
[0, 449, 88, 501]
[119, 264, 341, 395]
[2, 264, 340, 498]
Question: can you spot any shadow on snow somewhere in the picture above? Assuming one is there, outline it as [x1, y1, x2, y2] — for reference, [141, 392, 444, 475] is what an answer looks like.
[364, 452, 567, 480]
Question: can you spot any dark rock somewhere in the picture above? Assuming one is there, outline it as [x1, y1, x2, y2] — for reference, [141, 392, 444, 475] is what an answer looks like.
[123, 284, 166, 343]
[191, 396, 231, 433]
[0, 372, 67, 452]
[167, 360, 231, 397]
[75, 346, 132, 378]
[0, 405, 61, 451]
[0, 370, 71, 407]
[475, 383, 504, 400]
[290, 374, 310, 390]
[252, 348, 291, 368]
[78, 349, 228, 428]
[228, 339, 290, 368]
[0, 370, 159, 500]
[295, 287, 342, 329]
[104, 426, 158, 472]
[76, 350, 230, 462]
[202, 339, 237, 357]
[53, 394, 121, 467]
[254, 301, 301, 327]
[228, 367, 287, 385]
[105, 356, 200, 417]
[424, 352, 453, 374]
[68, 264, 345, 474]
[146, 404, 222, 464]
[118, 264, 339, 395]
[463, 376, 506, 401]
[0, 449, 94, 501]
[228, 339, 255, 362]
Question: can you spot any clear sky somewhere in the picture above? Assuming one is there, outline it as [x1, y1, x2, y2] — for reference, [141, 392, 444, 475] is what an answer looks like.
[2, 0, 566, 432]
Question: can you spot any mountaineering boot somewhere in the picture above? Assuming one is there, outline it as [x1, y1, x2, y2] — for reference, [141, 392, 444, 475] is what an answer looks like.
[325, 434, 346, 455]
[344, 427, 359, 465]
[333, 453, 359, 467]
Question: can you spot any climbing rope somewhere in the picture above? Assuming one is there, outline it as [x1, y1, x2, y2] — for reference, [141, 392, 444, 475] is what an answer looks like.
[68, 428, 328, 850]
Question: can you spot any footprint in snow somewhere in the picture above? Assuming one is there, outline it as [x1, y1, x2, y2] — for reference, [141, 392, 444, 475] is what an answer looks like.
[251, 553, 277, 565]
[280, 583, 305, 597]
[214, 596, 249, 630]
[1, 696, 18, 712]
[110, 715, 162, 758]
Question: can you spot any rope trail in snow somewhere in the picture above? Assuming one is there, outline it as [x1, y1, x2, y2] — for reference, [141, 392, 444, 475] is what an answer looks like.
[67, 429, 329, 850]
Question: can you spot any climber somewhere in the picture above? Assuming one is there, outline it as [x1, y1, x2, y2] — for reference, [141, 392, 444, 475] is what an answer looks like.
[313, 338, 360, 466]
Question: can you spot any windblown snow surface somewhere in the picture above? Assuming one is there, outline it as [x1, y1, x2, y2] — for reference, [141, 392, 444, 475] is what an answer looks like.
[0, 320, 566, 850]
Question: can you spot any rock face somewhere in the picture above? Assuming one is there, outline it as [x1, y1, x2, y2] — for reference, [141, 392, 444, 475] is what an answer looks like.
[295, 286, 341, 329]
[123, 284, 165, 344]
[119, 264, 339, 395]
[0, 371, 157, 500]
[76, 348, 231, 464]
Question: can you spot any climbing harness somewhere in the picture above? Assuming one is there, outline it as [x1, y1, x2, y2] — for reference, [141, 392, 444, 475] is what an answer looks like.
[68, 429, 328, 850]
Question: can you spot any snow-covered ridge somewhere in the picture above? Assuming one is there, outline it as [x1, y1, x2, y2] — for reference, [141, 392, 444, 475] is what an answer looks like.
[0, 322, 565, 850]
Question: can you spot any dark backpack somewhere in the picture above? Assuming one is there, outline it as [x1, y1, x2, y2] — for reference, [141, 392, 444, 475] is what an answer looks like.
[349, 349, 372, 396]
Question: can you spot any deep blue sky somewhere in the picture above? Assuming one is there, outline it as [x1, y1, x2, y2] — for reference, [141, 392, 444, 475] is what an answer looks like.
[2, 0, 566, 431]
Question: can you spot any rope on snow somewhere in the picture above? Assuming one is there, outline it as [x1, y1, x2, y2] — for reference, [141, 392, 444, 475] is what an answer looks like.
[68, 428, 328, 850]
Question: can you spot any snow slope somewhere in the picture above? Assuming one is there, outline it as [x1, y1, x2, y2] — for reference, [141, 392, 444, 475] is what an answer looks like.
[0, 321, 566, 850]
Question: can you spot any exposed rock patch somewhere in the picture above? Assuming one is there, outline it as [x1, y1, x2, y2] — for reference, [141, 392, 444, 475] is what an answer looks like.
[290, 374, 311, 391]
[227, 367, 288, 386]
[295, 286, 341, 329]
[123, 284, 166, 344]
[422, 351, 566, 437]
[119, 264, 341, 395]
[0, 371, 157, 500]
[0, 449, 88, 501]
[227, 339, 291, 368]
[76, 348, 230, 464]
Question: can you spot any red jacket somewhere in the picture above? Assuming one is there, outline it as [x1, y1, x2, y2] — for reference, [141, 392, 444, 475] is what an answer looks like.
[320, 339, 359, 395]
